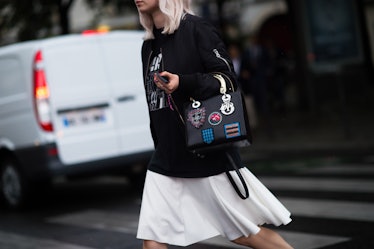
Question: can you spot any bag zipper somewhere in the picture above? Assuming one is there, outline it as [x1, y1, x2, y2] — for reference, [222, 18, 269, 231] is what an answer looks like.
[212, 49, 235, 91]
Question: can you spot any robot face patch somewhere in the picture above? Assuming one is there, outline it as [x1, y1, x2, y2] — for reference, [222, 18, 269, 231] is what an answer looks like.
[187, 107, 206, 128]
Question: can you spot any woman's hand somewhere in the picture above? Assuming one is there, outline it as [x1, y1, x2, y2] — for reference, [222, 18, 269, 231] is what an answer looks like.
[154, 71, 179, 94]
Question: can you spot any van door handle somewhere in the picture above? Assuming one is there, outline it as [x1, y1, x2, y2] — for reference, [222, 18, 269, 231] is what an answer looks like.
[117, 95, 135, 102]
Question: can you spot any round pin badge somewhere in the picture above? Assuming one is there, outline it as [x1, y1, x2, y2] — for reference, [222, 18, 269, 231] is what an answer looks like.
[208, 112, 222, 125]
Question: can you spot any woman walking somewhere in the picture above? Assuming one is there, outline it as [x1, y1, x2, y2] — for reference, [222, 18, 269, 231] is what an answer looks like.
[134, 1, 293, 248]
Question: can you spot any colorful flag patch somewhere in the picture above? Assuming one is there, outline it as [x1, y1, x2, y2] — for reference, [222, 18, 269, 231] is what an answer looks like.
[224, 122, 241, 139]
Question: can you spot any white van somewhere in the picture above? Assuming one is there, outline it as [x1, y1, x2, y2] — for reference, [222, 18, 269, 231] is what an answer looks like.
[0, 31, 154, 209]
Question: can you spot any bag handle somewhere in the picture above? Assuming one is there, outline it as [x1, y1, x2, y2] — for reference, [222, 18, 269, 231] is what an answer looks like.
[225, 152, 250, 199]
[211, 72, 235, 93]
[189, 73, 229, 110]
[189, 72, 232, 103]
[170, 71, 233, 125]
[213, 74, 227, 94]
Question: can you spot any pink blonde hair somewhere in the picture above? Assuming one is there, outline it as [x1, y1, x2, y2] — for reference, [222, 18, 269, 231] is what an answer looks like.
[138, 0, 194, 40]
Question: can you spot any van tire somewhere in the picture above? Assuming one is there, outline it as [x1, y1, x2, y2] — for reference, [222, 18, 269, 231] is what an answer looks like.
[0, 157, 28, 209]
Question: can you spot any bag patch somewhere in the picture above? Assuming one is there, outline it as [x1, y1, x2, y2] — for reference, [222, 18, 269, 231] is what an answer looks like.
[202, 128, 214, 144]
[224, 122, 241, 139]
[208, 112, 222, 126]
[187, 107, 206, 128]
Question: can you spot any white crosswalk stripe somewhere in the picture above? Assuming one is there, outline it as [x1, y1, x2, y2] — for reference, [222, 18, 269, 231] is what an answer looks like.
[300, 165, 374, 175]
[47, 210, 138, 234]
[0, 231, 95, 249]
[259, 177, 374, 193]
[198, 231, 349, 249]
[279, 198, 374, 222]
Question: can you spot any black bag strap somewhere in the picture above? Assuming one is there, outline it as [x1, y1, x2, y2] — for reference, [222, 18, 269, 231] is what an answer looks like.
[225, 152, 250, 200]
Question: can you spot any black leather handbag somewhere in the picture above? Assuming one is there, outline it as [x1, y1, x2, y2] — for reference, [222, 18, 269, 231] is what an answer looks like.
[171, 73, 252, 200]
[183, 73, 252, 153]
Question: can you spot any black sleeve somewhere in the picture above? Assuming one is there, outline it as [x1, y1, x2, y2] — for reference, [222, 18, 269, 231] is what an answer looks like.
[178, 18, 238, 100]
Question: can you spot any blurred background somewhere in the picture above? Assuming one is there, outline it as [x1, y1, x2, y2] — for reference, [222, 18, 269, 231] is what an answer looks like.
[3, 0, 373, 157]
[1, 0, 374, 158]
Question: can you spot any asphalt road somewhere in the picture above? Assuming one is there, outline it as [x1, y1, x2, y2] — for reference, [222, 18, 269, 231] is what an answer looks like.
[1, 155, 374, 249]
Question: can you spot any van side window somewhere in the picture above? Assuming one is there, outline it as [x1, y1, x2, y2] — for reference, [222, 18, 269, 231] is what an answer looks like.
[0, 58, 25, 100]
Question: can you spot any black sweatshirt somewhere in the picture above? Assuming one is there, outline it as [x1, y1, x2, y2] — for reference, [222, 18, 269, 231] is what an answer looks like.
[141, 14, 244, 178]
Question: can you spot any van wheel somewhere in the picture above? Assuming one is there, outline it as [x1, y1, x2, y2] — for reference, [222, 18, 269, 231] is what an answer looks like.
[0, 159, 26, 209]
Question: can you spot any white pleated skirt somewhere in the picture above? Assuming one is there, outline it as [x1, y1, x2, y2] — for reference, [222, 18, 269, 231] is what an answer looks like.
[136, 168, 292, 246]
